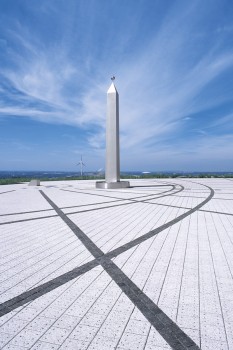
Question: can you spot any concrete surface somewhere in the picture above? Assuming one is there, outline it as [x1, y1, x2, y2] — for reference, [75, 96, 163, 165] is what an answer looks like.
[0, 178, 232, 349]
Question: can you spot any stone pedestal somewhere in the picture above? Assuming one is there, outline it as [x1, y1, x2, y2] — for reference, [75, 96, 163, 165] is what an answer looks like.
[96, 180, 130, 189]
[29, 179, 40, 186]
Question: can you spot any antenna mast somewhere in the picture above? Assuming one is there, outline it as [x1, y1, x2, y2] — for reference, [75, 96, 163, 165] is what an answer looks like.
[77, 155, 85, 177]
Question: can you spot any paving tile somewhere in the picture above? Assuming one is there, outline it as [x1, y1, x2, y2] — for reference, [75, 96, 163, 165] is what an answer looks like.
[97, 322, 126, 340]
[26, 316, 55, 332]
[201, 323, 227, 342]
[1, 344, 27, 350]
[0, 311, 17, 326]
[53, 314, 81, 330]
[30, 341, 60, 349]
[79, 312, 106, 328]
[0, 332, 14, 347]
[58, 337, 89, 349]
[88, 335, 117, 350]
[0, 318, 29, 335]
[40, 307, 66, 319]
[39, 326, 70, 345]
[8, 329, 42, 348]
[124, 319, 150, 336]
[0, 179, 233, 350]
[117, 332, 147, 349]
[69, 324, 98, 342]
[144, 345, 171, 350]
[200, 337, 228, 350]
[13, 307, 42, 321]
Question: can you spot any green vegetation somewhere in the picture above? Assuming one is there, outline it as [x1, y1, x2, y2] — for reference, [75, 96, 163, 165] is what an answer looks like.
[1, 172, 233, 185]
[122, 173, 233, 179]
[0, 175, 104, 185]
[0, 178, 31, 185]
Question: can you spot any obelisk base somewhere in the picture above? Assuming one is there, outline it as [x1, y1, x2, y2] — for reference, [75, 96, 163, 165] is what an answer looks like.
[96, 181, 130, 189]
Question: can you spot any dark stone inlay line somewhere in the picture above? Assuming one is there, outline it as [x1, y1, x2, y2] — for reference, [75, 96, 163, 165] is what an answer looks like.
[0, 182, 214, 348]
[199, 209, 233, 216]
[0, 184, 175, 217]
[39, 190, 200, 349]
[171, 195, 206, 199]
[0, 214, 58, 226]
[0, 190, 15, 195]
[1, 198, 232, 227]
[3, 183, 228, 228]
[0, 185, 184, 226]
[0, 259, 99, 317]
[213, 197, 233, 201]
[40, 191, 103, 259]
[212, 192, 233, 195]
[61, 184, 177, 203]
[68, 183, 174, 196]
[5, 195, 229, 231]
[106, 184, 214, 259]
[100, 258, 200, 350]
[65, 185, 184, 216]
[0, 208, 54, 217]
[130, 201, 233, 218]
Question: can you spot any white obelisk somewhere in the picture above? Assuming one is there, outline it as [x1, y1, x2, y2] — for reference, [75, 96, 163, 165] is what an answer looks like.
[96, 77, 130, 189]
[106, 80, 120, 183]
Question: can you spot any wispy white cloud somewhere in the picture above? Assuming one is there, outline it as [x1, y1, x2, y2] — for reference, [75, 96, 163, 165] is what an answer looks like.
[211, 112, 233, 128]
[0, 0, 233, 170]
[121, 133, 233, 171]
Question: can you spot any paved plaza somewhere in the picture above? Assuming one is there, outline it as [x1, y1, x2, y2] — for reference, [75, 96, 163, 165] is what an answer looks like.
[0, 178, 233, 350]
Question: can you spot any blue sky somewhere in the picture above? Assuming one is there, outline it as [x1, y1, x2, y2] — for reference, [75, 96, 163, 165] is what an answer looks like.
[0, 0, 233, 172]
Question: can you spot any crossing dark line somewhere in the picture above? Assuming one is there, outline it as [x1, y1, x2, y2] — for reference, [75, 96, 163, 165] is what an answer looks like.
[65, 185, 184, 215]
[0, 259, 99, 317]
[39, 190, 201, 350]
[61, 184, 177, 202]
[0, 182, 214, 349]
[106, 184, 214, 259]
[0, 185, 184, 226]
[0, 184, 176, 217]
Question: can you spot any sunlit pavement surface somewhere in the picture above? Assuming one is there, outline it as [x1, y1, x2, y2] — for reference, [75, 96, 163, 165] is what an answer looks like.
[0, 178, 233, 350]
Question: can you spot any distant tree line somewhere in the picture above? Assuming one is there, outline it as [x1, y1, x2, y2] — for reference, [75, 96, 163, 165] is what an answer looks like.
[0, 173, 233, 185]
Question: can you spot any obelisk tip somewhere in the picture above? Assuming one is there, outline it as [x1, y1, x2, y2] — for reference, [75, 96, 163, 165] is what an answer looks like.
[108, 76, 117, 93]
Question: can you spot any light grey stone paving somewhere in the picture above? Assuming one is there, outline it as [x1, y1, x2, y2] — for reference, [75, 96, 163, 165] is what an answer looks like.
[0, 217, 93, 302]
[0, 178, 232, 349]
